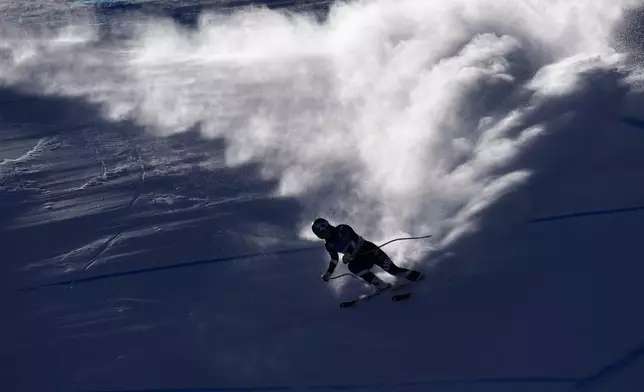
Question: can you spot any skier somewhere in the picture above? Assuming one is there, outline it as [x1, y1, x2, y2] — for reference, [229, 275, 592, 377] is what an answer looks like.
[311, 218, 424, 292]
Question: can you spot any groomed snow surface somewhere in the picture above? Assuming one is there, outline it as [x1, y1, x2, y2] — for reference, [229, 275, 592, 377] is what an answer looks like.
[2, 0, 644, 391]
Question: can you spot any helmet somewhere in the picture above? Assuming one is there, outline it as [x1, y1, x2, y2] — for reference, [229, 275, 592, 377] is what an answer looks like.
[312, 218, 332, 239]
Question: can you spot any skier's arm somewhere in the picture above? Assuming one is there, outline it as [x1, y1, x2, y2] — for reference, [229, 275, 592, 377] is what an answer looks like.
[325, 248, 339, 275]
[321, 242, 340, 281]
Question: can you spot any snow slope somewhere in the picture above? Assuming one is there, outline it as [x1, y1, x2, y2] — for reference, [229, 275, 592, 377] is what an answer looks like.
[2, 0, 644, 391]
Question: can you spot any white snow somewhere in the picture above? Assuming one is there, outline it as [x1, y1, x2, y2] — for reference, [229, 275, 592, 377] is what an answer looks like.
[1, 0, 644, 391]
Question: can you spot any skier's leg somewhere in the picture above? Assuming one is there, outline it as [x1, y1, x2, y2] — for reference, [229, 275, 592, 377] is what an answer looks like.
[348, 259, 391, 291]
[375, 250, 424, 282]
[358, 271, 392, 291]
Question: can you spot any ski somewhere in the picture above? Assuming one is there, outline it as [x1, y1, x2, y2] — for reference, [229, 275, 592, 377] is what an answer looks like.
[339, 282, 412, 308]
[339, 297, 364, 308]
[392, 292, 413, 301]
[340, 291, 385, 308]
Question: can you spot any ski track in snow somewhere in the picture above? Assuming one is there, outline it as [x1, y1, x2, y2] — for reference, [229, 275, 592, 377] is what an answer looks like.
[0, 138, 51, 166]
[128, 158, 146, 208]
[84, 232, 123, 270]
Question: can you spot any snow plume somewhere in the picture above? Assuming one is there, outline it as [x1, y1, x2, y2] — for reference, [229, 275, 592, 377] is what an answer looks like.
[0, 0, 639, 263]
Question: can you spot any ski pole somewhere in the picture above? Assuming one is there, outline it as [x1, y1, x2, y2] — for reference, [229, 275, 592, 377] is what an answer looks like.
[328, 273, 361, 281]
[360, 234, 433, 256]
[376, 234, 432, 249]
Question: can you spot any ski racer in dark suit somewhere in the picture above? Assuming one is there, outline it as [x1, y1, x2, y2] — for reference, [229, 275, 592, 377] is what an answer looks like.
[311, 218, 424, 291]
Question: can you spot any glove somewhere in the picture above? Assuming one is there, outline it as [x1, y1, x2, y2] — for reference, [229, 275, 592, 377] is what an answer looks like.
[321, 272, 332, 282]
[342, 253, 353, 264]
